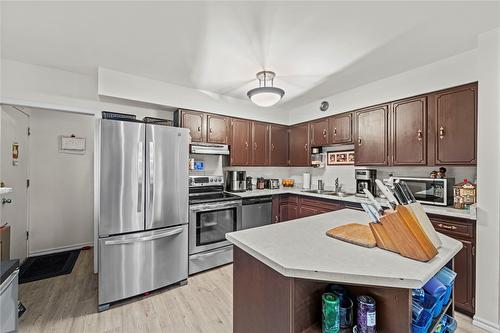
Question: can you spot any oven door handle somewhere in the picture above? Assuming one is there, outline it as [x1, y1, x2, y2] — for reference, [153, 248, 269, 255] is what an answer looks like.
[190, 247, 231, 259]
[190, 201, 242, 212]
[203, 222, 218, 227]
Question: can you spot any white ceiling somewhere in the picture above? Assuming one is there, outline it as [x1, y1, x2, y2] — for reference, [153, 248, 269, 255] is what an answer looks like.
[1, 1, 499, 109]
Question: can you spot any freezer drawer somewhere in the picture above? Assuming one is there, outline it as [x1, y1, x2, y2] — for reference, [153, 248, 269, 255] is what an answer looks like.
[98, 225, 188, 306]
[189, 245, 233, 275]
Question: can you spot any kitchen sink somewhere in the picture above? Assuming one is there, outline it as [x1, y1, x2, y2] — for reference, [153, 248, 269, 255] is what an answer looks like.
[302, 189, 337, 195]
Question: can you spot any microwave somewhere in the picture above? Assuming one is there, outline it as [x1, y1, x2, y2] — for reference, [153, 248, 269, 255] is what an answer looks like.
[391, 177, 455, 206]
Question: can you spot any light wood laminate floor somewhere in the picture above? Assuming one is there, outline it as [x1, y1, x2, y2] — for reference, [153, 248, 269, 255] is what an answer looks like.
[19, 249, 486, 333]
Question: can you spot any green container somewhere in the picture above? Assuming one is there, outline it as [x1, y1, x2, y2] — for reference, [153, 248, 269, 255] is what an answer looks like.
[322, 293, 340, 333]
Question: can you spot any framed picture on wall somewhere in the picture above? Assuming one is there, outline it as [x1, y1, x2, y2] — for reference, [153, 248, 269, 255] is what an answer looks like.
[327, 150, 355, 165]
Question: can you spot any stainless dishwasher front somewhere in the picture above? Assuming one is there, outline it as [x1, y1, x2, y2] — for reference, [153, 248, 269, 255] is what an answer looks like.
[241, 196, 272, 230]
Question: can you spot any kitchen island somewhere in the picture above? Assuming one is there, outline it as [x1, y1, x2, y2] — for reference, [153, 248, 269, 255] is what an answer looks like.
[226, 209, 463, 333]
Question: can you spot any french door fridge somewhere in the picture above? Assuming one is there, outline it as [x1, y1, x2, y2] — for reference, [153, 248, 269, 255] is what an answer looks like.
[98, 119, 190, 309]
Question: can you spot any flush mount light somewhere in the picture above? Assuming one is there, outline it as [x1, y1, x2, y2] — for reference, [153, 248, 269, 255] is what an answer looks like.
[247, 71, 285, 107]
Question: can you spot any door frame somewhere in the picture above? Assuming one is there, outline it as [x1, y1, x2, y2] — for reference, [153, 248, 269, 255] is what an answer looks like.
[1, 104, 30, 260]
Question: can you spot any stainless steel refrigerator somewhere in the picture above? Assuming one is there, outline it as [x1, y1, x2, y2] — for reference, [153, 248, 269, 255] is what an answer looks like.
[98, 119, 189, 310]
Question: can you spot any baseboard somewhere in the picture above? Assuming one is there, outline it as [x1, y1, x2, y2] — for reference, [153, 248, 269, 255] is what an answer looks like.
[29, 242, 93, 257]
[473, 316, 500, 333]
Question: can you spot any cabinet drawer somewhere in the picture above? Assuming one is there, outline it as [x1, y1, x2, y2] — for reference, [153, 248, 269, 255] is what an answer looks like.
[429, 215, 474, 239]
[299, 196, 343, 211]
[281, 194, 299, 204]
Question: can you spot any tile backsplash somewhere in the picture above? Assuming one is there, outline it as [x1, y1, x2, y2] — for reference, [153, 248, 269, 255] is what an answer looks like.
[193, 154, 477, 194]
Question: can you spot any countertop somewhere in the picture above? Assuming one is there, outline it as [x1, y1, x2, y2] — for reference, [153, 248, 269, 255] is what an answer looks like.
[228, 187, 476, 220]
[0, 259, 19, 285]
[226, 209, 463, 289]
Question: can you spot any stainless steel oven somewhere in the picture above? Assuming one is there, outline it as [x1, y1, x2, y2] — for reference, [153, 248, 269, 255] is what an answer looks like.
[189, 200, 242, 255]
[188, 176, 242, 275]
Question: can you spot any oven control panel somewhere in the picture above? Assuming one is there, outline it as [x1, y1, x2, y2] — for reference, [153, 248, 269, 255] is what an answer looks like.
[189, 175, 224, 187]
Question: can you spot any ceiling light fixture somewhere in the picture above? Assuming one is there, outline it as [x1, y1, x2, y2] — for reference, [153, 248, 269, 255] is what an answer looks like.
[247, 71, 285, 107]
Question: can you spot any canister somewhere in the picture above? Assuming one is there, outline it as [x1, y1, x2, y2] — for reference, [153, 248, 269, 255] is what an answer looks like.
[356, 295, 376, 333]
[322, 293, 340, 333]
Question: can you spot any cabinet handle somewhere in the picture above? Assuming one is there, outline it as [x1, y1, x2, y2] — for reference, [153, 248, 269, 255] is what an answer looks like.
[274, 215, 279, 223]
[304, 143, 308, 151]
[197, 126, 201, 132]
[437, 223, 457, 231]
[439, 126, 445, 140]
[417, 129, 423, 141]
[245, 141, 248, 149]
[254, 142, 257, 150]
[358, 138, 362, 146]
[323, 129, 327, 138]
[209, 128, 213, 133]
[271, 143, 275, 151]
[333, 128, 337, 135]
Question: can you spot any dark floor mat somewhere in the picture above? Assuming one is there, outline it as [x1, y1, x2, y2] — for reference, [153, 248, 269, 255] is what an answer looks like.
[19, 249, 80, 284]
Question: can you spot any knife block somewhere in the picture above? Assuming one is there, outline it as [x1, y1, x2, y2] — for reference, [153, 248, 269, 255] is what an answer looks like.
[370, 206, 438, 262]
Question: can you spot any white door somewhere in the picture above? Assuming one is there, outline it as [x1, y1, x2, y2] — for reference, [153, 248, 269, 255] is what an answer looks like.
[1, 105, 29, 261]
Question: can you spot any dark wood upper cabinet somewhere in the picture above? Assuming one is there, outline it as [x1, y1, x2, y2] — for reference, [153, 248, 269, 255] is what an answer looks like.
[329, 112, 353, 144]
[354, 105, 389, 166]
[207, 114, 229, 144]
[251, 122, 270, 166]
[429, 83, 477, 165]
[270, 124, 289, 166]
[230, 119, 252, 166]
[180, 110, 205, 142]
[391, 97, 427, 165]
[289, 123, 310, 166]
[309, 119, 329, 147]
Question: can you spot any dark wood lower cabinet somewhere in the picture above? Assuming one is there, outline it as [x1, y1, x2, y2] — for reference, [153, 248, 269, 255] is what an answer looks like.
[277, 194, 344, 222]
[429, 214, 476, 316]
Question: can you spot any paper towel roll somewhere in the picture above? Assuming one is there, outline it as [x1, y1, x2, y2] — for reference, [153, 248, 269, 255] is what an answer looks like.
[303, 172, 311, 189]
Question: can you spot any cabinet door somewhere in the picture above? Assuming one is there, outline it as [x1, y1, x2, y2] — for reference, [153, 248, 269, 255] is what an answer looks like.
[252, 122, 270, 166]
[391, 97, 427, 165]
[230, 119, 251, 166]
[355, 105, 389, 166]
[270, 124, 289, 166]
[329, 113, 353, 144]
[431, 83, 477, 165]
[181, 110, 205, 142]
[289, 123, 310, 166]
[453, 239, 475, 315]
[207, 114, 228, 144]
[299, 205, 319, 218]
[309, 119, 329, 147]
[279, 204, 298, 222]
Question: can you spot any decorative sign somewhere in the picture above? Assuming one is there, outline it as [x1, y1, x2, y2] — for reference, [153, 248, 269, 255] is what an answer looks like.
[60, 135, 86, 154]
[12, 142, 19, 166]
[327, 150, 355, 165]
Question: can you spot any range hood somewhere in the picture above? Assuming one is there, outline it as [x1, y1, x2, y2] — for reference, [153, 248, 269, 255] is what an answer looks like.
[190, 143, 230, 155]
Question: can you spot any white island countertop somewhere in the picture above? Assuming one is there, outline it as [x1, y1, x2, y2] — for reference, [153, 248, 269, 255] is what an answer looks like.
[229, 188, 476, 220]
[226, 209, 463, 289]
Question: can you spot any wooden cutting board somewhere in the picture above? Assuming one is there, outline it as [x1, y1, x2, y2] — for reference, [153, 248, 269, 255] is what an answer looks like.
[326, 223, 377, 248]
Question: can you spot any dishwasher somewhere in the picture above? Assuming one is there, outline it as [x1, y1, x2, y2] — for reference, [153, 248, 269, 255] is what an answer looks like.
[241, 196, 272, 230]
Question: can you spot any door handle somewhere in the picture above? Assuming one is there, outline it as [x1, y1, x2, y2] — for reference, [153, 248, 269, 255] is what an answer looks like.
[137, 142, 143, 213]
[104, 227, 184, 246]
[439, 126, 445, 140]
[149, 141, 155, 206]
[1, 198, 12, 205]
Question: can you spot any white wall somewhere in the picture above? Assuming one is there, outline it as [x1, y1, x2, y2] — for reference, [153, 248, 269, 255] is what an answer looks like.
[287, 49, 478, 124]
[474, 27, 500, 332]
[98, 67, 289, 124]
[26, 108, 94, 255]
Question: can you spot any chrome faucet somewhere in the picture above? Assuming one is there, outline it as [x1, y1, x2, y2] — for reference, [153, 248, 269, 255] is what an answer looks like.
[334, 178, 342, 193]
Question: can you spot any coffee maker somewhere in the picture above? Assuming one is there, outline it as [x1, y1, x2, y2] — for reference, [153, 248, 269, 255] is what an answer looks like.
[225, 170, 247, 192]
[355, 169, 377, 197]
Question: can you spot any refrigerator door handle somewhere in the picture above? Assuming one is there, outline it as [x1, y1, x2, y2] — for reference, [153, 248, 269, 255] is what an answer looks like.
[137, 142, 143, 212]
[149, 141, 155, 209]
[104, 227, 184, 246]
